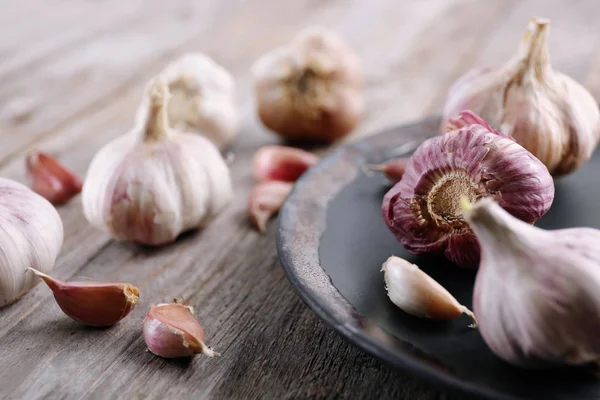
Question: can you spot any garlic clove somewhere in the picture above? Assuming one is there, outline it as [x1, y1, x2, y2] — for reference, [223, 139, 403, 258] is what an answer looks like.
[143, 302, 220, 358]
[463, 197, 600, 367]
[29, 268, 139, 327]
[441, 17, 600, 176]
[382, 256, 476, 327]
[382, 110, 554, 268]
[363, 157, 408, 184]
[136, 53, 238, 150]
[248, 181, 293, 233]
[252, 27, 363, 143]
[25, 151, 83, 205]
[253, 145, 319, 183]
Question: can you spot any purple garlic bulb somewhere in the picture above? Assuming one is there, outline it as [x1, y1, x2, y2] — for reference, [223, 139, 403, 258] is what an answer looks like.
[382, 110, 554, 268]
[464, 197, 600, 368]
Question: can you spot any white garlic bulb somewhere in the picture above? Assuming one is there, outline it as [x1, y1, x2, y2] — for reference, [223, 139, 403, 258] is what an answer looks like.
[0, 178, 63, 307]
[136, 53, 238, 150]
[463, 197, 600, 368]
[442, 17, 600, 176]
[83, 79, 233, 246]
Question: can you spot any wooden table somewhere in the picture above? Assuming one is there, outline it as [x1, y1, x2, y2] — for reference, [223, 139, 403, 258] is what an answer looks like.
[1, 1, 599, 398]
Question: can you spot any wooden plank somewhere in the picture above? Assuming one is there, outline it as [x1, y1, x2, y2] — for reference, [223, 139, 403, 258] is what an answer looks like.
[7, 0, 596, 399]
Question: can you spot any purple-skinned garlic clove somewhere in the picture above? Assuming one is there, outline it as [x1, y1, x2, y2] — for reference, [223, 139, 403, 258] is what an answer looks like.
[382, 110, 554, 268]
[363, 157, 408, 184]
[25, 151, 83, 205]
[248, 181, 293, 233]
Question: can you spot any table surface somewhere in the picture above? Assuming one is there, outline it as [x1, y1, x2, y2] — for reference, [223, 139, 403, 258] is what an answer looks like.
[1, 1, 600, 399]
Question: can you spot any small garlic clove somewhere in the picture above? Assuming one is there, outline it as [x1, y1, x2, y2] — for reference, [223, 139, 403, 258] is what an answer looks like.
[25, 151, 83, 205]
[29, 268, 139, 327]
[253, 145, 319, 183]
[248, 181, 293, 233]
[143, 302, 220, 358]
[382, 256, 477, 327]
[363, 157, 408, 184]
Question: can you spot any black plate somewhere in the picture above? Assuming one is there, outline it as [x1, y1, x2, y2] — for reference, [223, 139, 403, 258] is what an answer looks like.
[276, 116, 600, 400]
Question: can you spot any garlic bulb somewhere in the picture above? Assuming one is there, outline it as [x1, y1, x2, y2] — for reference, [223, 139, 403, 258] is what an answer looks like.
[136, 53, 238, 150]
[463, 197, 600, 368]
[382, 256, 476, 327]
[82, 79, 233, 246]
[382, 110, 554, 268]
[252, 27, 363, 143]
[0, 178, 63, 307]
[442, 17, 600, 176]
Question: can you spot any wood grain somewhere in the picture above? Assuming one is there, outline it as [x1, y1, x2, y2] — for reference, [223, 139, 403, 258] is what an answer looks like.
[0, 0, 597, 399]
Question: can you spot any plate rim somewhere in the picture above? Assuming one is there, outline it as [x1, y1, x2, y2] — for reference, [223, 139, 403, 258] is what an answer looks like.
[276, 116, 518, 400]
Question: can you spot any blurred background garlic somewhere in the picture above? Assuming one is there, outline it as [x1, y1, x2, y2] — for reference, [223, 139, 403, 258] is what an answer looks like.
[0, 178, 63, 307]
[252, 27, 363, 143]
[136, 53, 238, 151]
[83, 79, 233, 246]
[464, 197, 600, 368]
[441, 17, 600, 177]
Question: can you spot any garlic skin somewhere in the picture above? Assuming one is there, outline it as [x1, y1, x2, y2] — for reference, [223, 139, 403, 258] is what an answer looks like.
[382, 256, 476, 326]
[248, 181, 292, 233]
[143, 301, 220, 358]
[382, 110, 554, 268]
[25, 151, 83, 205]
[442, 17, 600, 176]
[83, 79, 233, 246]
[252, 27, 363, 143]
[0, 178, 63, 307]
[29, 268, 139, 327]
[253, 145, 319, 183]
[464, 198, 600, 368]
[136, 53, 238, 150]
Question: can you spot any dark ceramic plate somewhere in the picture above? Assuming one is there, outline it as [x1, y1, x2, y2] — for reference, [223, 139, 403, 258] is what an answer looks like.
[276, 116, 600, 400]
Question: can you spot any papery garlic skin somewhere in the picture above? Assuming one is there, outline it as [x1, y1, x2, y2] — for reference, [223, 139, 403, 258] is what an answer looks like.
[83, 79, 233, 246]
[136, 53, 238, 150]
[382, 256, 476, 326]
[0, 178, 63, 307]
[442, 17, 600, 176]
[465, 198, 600, 368]
[253, 27, 363, 143]
[143, 302, 220, 358]
[382, 111, 554, 268]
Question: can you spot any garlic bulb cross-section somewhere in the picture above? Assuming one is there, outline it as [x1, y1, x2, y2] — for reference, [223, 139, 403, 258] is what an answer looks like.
[0, 178, 63, 307]
[136, 53, 238, 150]
[441, 17, 600, 176]
[82, 79, 233, 246]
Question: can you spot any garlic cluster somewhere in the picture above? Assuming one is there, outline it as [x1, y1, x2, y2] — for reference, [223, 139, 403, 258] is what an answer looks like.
[29, 268, 139, 327]
[382, 256, 476, 327]
[252, 27, 363, 143]
[382, 110, 554, 268]
[143, 300, 220, 358]
[82, 79, 233, 246]
[442, 17, 600, 176]
[464, 197, 600, 368]
[0, 178, 63, 307]
[136, 53, 238, 150]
